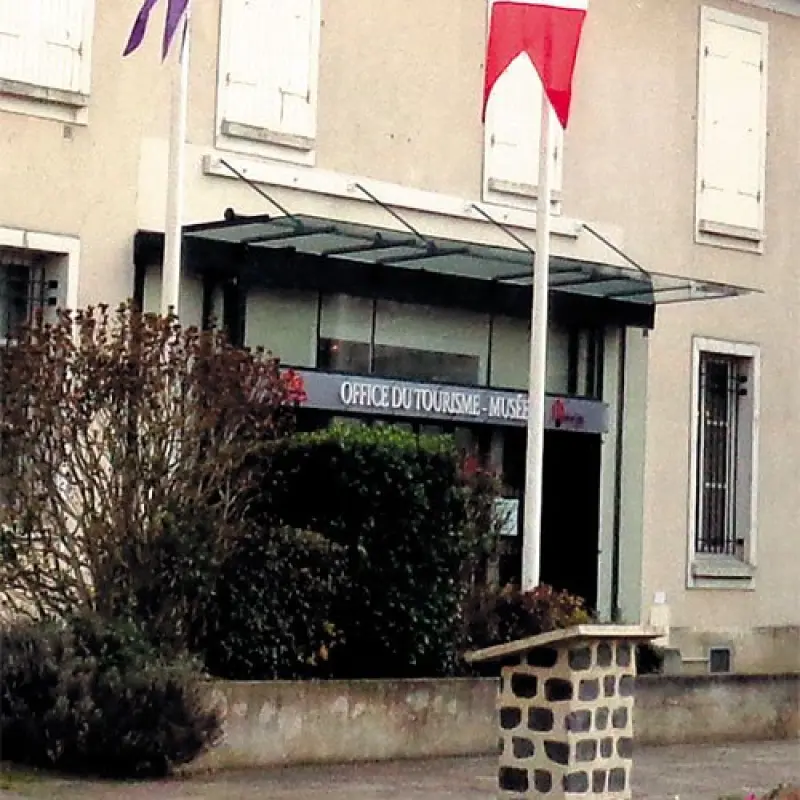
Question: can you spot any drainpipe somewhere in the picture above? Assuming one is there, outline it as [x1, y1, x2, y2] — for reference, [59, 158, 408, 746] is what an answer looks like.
[611, 326, 627, 622]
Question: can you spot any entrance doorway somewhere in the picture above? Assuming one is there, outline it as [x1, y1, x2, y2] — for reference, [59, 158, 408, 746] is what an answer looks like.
[502, 429, 602, 611]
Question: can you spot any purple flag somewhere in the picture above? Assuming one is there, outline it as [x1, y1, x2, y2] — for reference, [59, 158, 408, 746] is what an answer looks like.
[123, 0, 188, 59]
[123, 0, 159, 56]
[162, 0, 189, 59]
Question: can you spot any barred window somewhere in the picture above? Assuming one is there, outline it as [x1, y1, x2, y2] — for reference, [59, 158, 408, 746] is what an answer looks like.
[694, 350, 752, 557]
[0, 249, 58, 341]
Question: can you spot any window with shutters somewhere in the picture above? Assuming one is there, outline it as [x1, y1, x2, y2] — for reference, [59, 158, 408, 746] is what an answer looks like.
[482, 9, 564, 212]
[688, 338, 760, 589]
[695, 8, 768, 248]
[0, 0, 93, 112]
[216, 0, 321, 164]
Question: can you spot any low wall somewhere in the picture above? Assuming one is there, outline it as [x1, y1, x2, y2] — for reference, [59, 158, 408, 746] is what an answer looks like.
[634, 673, 800, 746]
[193, 673, 799, 771]
[197, 679, 498, 770]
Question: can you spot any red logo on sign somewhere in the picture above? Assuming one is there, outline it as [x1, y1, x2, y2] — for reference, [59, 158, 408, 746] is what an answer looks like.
[550, 398, 585, 429]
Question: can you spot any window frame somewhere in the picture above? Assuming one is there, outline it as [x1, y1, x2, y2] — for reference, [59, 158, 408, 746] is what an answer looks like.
[686, 336, 760, 590]
[694, 6, 769, 252]
[0, 228, 80, 346]
[214, 0, 322, 166]
[0, 253, 42, 343]
[0, 0, 95, 124]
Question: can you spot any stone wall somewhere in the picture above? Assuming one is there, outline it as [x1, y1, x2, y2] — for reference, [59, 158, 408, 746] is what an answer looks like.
[190, 673, 799, 772]
[496, 640, 638, 798]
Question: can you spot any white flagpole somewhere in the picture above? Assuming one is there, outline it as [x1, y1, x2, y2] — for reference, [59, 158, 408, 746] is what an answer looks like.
[521, 92, 553, 591]
[161, 6, 191, 317]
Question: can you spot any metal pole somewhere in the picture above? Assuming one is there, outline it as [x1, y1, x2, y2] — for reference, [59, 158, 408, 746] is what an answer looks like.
[161, 6, 191, 317]
[521, 93, 553, 591]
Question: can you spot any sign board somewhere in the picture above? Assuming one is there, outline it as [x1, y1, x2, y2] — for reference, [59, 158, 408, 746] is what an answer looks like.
[294, 369, 609, 434]
[495, 497, 520, 537]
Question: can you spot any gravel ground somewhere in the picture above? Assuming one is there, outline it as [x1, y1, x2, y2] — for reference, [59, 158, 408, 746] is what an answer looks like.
[1, 740, 798, 799]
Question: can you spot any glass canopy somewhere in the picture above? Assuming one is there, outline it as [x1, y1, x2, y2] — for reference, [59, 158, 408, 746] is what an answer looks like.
[184, 212, 754, 309]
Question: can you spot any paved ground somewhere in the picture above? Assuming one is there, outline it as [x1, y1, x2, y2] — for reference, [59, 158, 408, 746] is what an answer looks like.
[1, 740, 798, 799]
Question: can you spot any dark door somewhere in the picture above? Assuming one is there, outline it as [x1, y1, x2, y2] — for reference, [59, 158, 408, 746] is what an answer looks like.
[501, 428, 602, 611]
[540, 430, 601, 610]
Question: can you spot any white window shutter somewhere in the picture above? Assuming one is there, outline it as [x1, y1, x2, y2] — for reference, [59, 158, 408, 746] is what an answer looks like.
[221, 0, 318, 141]
[223, 0, 280, 130]
[40, 0, 86, 93]
[698, 15, 767, 234]
[0, 1, 26, 84]
[277, 0, 316, 138]
[0, 0, 88, 93]
[485, 53, 564, 199]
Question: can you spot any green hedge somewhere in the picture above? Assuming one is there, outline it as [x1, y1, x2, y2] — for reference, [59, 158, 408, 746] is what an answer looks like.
[204, 526, 347, 680]
[206, 424, 470, 680]
[0, 614, 220, 778]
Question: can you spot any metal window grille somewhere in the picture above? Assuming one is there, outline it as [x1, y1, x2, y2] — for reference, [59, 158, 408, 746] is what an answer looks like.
[0, 251, 58, 479]
[695, 352, 748, 555]
[0, 249, 50, 341]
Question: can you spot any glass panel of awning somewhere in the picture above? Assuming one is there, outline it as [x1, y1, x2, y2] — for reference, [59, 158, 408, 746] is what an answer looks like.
[183, 213, 756, 306]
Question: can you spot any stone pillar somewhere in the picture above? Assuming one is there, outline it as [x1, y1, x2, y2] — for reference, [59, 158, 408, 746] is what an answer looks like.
[467, 625, 661, 800]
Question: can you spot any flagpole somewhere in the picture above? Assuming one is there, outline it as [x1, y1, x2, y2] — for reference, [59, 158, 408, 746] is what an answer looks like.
[161, 5, 191, 317]
[521, 92, 553, 592]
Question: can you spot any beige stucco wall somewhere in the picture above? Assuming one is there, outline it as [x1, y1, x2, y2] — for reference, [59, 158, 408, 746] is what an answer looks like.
[1, 0, 797, 660]
[190, 675, 799, 771]
[622, 4, 800, 647]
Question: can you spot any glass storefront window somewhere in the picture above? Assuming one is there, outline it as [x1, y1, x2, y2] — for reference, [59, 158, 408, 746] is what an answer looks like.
[320, 294, 372, 344]
[318, 339, 370, 373]
[567, 328, 604, 399]
[490, 315, 603, 399]
[374, 299, 489, 386]
[241, 288, 602, 399]
[372, 343, 480, 384]
[490, 315, 572, 394]
[317, 294, 373, 373]
[245, 288, 318, 366]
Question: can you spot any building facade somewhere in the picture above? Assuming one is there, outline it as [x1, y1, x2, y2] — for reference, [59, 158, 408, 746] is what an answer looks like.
[1, 0, 798, 671]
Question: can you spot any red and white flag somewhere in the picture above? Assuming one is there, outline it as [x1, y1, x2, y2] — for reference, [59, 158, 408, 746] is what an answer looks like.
[483, 0, 588, 129]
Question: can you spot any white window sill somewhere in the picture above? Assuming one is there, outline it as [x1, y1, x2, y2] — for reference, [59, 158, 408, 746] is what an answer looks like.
[221, 120, 314, 153]
[483, 179, 563, 217]
[216, 118, 316, 167]
[689, 555, 756, 590]
[487, 177, 564, 204]
[695, 219, 765, 254]
[0, 78, 89, 124]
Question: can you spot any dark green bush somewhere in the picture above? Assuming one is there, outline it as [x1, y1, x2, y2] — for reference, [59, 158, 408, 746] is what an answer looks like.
[104, 506, 225, 658]
[0, 615, 220, 778]
[229, 423, 470, 679]
[204, 526, 347, 680]
[460, 583, 593, 673]
[459, 465, 504, 588]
